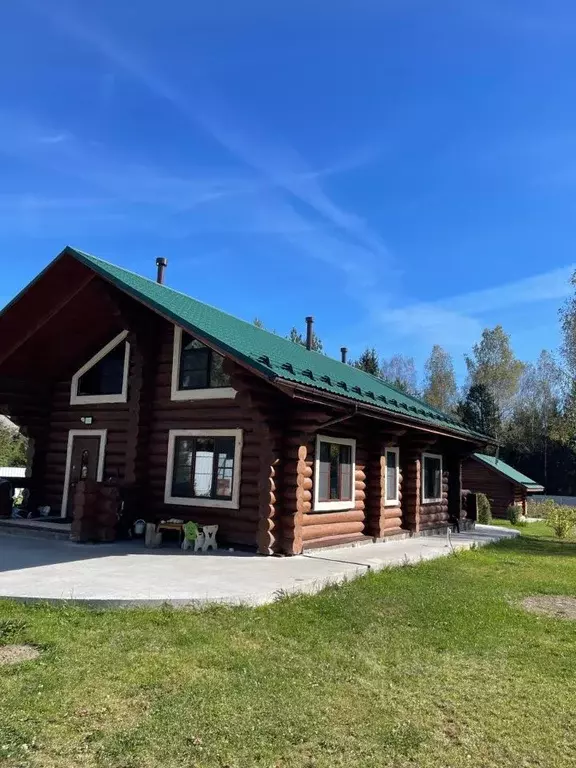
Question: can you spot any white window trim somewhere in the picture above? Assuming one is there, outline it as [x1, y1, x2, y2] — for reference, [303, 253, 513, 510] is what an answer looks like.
[313, 434, 357, 512]
[384, 446, 400, 506]
[70, 331, 130, 405]
[61, 429, 107, 518]
[421, 452, 443, 504]
[164, 428, 243, 509]
[170, 326, 236, 401]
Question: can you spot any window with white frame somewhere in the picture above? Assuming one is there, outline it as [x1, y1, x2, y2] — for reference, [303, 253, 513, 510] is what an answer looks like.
[422, 453, 443, 503]
[70, 331, 130, 405]
[165, 429, 243, 508]
[171, 326, 235, 401]
[385, 447, 400, 505]
[313, 435, 356, 512]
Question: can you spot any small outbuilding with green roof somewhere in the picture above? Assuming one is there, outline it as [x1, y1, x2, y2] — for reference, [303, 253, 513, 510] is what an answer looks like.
[0, 247, 494, 554]
[463, 453, 544, 518]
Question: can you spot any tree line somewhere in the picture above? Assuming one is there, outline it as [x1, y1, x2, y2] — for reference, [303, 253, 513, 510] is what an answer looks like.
[352, 320, 576, 494]
[262, 271, 576, 494]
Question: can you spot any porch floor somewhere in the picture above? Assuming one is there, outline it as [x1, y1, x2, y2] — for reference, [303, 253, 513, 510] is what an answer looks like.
[0, 525, 518, 607]
[0, 517, 71, 540]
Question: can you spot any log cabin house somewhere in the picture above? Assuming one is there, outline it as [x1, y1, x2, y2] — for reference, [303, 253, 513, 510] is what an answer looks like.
[462, 453, 543, 518]
[0, 247, 494, 554]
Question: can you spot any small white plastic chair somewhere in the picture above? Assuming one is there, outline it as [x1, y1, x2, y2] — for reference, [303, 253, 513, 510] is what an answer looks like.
[145, 523, 162, 548]
[202, 525, 218, 552]
[193, 531, 205, 553]
[182, 533, 204, 551]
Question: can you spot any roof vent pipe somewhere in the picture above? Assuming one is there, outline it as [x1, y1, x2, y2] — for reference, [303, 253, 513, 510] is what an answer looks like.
[341, 347, 348, 364]
[156, 257, 168, 285]
[305, 316, 314, 351]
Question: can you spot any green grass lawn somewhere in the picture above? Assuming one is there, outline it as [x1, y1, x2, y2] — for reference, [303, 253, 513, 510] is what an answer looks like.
[3, 529, 576, 767]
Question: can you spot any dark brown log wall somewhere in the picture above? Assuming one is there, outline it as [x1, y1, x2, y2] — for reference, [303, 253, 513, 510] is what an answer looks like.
[284, 416, 407, 552]
[462, 458, 517, 517]
[419, 464, 450, 531]
[143, 321, 281, 551]
[278, 407, 371, 554]
[38, 379, 131, 512]
[2, 269, 480, 551]
[300, 435, 368, 548]
[364, 441, 403, 538]
[399, 441, 455, 533]
[280, 416, 465, 551]
[12, 297, 283, 550]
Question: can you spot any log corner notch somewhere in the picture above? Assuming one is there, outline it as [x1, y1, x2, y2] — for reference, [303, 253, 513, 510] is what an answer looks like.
[279, 406, 332, 555]
[282, 440, 313, 556]
[229, 363, 284, 556]
[281, 404, 374, 555]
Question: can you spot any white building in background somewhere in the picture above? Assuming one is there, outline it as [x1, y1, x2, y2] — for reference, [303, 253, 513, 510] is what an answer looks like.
[0, 467, 26, 478]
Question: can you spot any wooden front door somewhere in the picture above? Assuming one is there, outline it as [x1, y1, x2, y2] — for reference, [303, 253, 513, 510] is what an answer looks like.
[63, 431, 106, 517]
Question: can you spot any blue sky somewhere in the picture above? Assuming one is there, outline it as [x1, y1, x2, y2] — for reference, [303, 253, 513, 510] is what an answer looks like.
[1, 0, 575, 383]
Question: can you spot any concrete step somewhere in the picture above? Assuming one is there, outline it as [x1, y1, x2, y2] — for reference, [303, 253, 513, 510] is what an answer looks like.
[0, 519, 71, 542]
[303, 533, 374, 552]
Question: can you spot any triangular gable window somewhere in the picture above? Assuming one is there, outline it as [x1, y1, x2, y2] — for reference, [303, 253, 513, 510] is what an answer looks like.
[71, 331, 130, 405]
[170, 326, 236, 401]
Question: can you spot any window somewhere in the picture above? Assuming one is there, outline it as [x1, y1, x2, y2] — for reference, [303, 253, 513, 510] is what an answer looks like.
[313, 435, 356, 512]
[70, 331, 130, 405]
[385, 447, 400, 506]
[422, 453, 443, 503]
[165, 429, 243, 508]
[171, 326, 236, 401]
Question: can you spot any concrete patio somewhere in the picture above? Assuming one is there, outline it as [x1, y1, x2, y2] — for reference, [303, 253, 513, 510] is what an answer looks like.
[0, 525, 518, 608]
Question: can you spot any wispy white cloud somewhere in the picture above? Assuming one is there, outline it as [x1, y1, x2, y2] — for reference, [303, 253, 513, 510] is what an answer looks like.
[446, 264, 575, 315]
[36, 131, 71, 145]
[28, 1, 391, 285]
[376, 264, 575, 350]
[196, 113, 391, 262]
[0, 193, 130, 237]
[0, 109, 256, 210]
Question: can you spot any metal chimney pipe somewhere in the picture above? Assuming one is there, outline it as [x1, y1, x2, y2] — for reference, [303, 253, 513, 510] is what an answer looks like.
[156, 257, 168, 284]
[305, 316, 314, 351]
[341, 347, 348, 364]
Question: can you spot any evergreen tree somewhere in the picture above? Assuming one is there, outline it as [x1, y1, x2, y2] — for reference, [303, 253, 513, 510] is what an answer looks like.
[457, 383, 501, 438]
[287, 326, 324, 353]
[353, 347, 380, 376]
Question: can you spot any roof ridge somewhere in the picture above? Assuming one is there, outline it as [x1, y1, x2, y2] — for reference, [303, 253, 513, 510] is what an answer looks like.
[473, 452, 543, 487]
[357, 366, 461, 422]
[68, 246, 319, 348]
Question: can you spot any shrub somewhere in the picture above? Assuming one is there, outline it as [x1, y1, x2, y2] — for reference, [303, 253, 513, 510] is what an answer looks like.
[476, 493, 492, 524]
[527, 498, 546, 519]
[545, 502, 576, 539]
[507, 505, 521, 525]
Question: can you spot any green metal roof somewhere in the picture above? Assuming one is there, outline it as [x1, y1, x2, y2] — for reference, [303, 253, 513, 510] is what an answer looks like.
[473, 453, 544, 491]
[66, 246, 491, 442]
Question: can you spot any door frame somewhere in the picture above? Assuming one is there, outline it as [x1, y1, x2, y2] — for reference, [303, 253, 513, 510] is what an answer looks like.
[61, 429, 108, 518]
